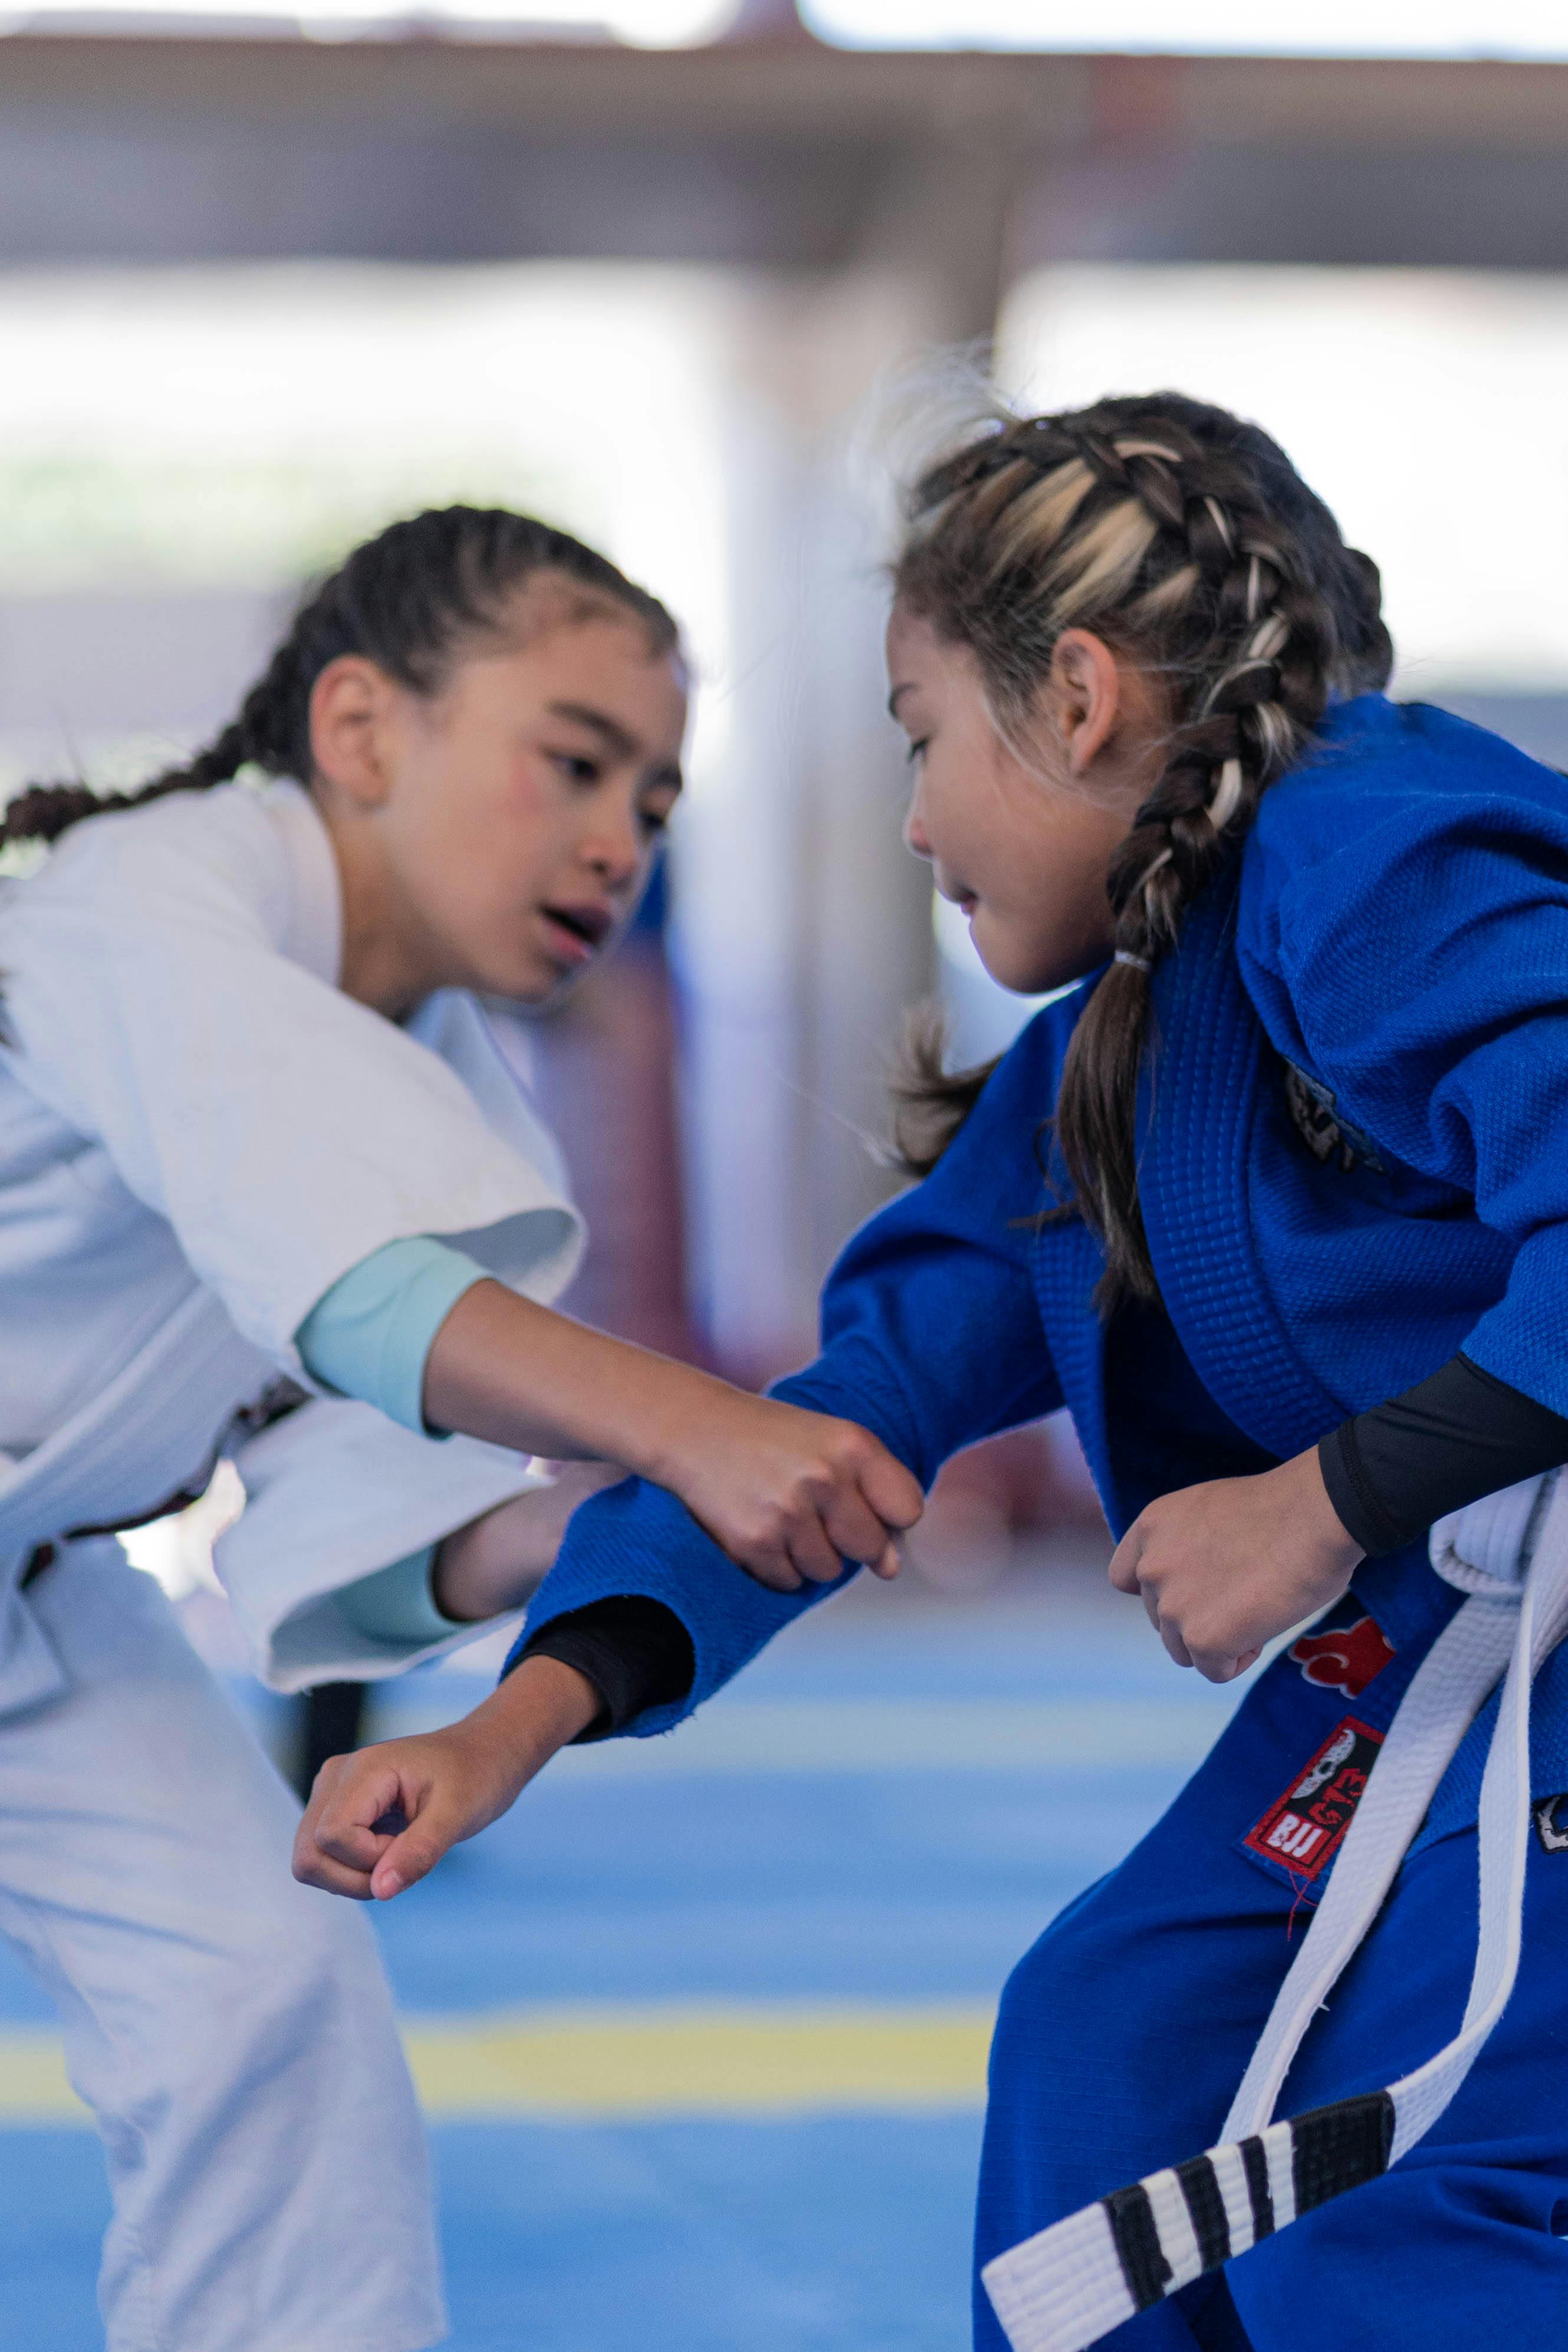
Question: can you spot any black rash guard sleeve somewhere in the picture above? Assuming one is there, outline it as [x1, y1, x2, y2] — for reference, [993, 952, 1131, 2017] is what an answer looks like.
[520, 1596, 695, 1740]
[1319, 1352, 1568, 1558]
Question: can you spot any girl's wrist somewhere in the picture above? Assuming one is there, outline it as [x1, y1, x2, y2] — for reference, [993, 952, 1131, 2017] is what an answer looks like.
[1299, 1446, 1363, 1561]
[594, 1358, 724, 1490]
[1282, 1445, 1364, 1612]
[465, 1653, 600, 1800]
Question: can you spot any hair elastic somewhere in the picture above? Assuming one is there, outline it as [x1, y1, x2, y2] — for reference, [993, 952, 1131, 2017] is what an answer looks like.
[1114, 950, 1152, 974]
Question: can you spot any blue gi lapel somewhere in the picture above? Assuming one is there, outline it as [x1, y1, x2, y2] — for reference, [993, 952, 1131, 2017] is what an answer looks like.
[1029, 1210, 1116, 1520]
[1138, 865, 1347, 1463]
[1020, 868, 1352, 1530]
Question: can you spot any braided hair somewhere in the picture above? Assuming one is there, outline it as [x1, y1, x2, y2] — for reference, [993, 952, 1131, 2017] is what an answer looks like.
[892, 390, 1392, 1307]
[1, 507, 679, 853]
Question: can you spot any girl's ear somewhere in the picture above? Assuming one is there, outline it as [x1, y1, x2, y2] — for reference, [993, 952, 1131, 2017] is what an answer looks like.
[1048, 630, 1123, 778]
[308, 655, 398, 808]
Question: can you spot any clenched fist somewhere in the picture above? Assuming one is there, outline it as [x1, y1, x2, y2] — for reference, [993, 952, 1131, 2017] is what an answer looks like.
[1108, 1447, 1363, 1683]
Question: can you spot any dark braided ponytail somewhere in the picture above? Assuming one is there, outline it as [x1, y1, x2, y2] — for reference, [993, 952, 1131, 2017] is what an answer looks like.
[893, 392, 1392, 1307]
[1, 507, 679, 853]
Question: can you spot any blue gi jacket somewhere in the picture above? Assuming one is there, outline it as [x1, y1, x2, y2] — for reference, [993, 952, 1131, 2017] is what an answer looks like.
[510, 694, 1568, 1735]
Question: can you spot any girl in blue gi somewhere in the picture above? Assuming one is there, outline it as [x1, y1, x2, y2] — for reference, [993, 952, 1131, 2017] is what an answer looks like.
[0, 505, 919, 2352]
[300, 408, 1568, 2351]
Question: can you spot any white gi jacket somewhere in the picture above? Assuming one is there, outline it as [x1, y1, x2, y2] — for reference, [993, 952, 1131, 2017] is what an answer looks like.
[0, 777, 585, 1703]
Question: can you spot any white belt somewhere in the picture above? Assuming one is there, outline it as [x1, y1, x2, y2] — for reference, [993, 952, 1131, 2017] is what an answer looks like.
[983, 1470, 1568, 2352]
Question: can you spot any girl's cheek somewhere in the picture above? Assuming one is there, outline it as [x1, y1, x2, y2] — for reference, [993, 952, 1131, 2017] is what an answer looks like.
[504, 755, 554, 820]
[912, 768, 962, 869]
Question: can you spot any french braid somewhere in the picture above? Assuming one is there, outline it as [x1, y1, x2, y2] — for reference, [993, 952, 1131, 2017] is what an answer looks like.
[1, 507, 679, 852]
[894, 392, 1392, 1306]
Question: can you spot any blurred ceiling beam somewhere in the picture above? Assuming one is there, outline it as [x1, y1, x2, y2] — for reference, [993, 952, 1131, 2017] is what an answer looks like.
[4, 42, 1568, 274]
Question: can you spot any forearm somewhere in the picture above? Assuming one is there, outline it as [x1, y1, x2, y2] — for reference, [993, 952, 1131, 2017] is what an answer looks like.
[423, 1279, 732, 1473]
[459, 1649, 603, 1779]
[432, 1460, 629, 1621]
[425, 1283, 922, 1597]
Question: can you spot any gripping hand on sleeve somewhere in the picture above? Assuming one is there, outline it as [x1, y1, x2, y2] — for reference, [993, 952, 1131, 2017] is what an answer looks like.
[424, 1280, 924, 1595]
[652, 1388, 922, 1593]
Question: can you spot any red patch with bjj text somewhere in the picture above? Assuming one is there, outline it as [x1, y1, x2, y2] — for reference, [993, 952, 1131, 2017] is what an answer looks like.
[1289, 1614, 1395, 1700]
[1242, 1716, 1384, 1883]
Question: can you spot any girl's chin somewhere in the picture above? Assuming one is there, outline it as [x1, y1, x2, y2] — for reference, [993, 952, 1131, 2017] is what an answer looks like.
[454, 949, 570, 1007]
[974, 926, 1097, 999]
[973, 939, 1057, 998]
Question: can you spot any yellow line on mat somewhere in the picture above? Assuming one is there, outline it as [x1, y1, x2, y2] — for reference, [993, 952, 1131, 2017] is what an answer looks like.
[0, 2006, 993, 2126]
[0, 2033, 81, 2122]
[406, 2005, 992, 2116]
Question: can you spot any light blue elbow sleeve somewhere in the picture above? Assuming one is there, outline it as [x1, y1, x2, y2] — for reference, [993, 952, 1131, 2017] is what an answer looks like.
[295, 1235, 491, 1436]
[335, 1546, 462, 1645]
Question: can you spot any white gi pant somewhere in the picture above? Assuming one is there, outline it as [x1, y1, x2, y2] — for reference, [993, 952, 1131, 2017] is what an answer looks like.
[0, 1539, 446, 2352]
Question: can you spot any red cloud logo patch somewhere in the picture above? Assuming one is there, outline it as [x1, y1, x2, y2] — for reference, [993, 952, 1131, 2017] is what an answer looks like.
[1288, 1615, 1396, 1700]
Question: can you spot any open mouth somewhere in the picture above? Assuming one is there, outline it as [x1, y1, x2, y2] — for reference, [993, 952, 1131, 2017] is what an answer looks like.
[540, 903, 614, 964]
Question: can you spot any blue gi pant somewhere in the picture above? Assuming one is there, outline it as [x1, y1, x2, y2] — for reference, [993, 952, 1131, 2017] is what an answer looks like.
[974, 1558, 1568, 2351]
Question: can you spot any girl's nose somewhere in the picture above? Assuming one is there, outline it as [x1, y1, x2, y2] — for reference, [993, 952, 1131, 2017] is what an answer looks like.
[587, 837, 640, 891]
[583, 804, 644, 888]
[903, 804, 933, 860]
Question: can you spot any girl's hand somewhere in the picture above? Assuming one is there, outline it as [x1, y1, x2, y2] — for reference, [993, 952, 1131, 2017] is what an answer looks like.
[423, 1283, 923, 1595]
[653, 1391, 923, 1594]
[292, 1655, 597, 1901]
[1108, 1447, 1363, 1683]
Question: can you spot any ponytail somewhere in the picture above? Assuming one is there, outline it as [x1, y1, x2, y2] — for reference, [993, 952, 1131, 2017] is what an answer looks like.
[889, 1001, 1000, 1181]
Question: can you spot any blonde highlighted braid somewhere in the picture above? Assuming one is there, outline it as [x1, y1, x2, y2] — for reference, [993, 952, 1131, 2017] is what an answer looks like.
[893, 392, 1392, 1306]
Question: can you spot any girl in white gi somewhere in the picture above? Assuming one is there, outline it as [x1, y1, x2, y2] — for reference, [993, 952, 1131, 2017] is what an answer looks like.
[0, 504, 920, 2352]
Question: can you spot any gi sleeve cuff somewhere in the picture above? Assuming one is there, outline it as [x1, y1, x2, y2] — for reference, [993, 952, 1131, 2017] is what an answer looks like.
[516, 1596, 695, 1740]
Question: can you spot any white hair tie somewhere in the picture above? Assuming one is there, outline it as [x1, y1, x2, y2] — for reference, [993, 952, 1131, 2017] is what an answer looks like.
[1113, 950, 1152, 974]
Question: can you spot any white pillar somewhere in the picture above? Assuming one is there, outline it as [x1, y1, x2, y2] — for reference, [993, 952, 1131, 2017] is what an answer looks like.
[659, 272, 939, 1377]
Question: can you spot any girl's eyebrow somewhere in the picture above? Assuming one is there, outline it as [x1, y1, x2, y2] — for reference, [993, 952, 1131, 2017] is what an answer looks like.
[545, 700, 639, 759]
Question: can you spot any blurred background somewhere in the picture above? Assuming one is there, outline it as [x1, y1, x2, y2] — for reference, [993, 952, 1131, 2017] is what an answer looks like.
[5, 8, 1568, 2348]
